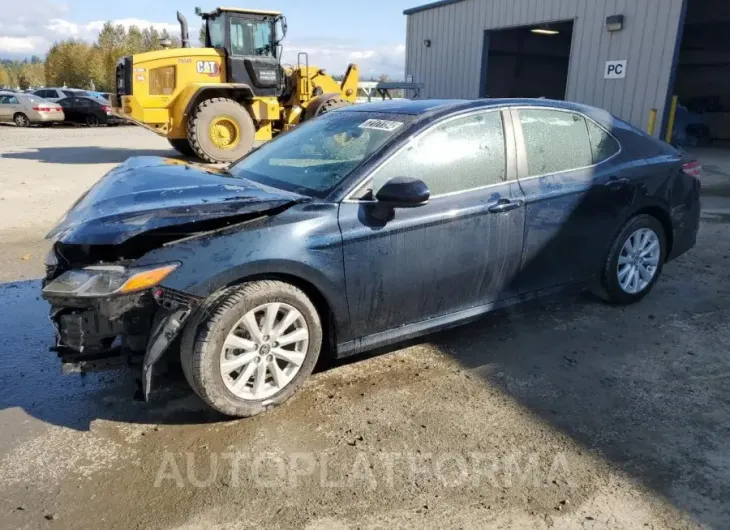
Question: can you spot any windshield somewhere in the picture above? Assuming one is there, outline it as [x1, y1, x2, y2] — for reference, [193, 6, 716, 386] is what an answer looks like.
[230, 18, 274, 56]
[229, 111, 412, 197]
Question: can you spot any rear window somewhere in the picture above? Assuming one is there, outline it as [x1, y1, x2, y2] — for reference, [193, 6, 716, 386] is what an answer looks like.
[519, 109, 593, 176]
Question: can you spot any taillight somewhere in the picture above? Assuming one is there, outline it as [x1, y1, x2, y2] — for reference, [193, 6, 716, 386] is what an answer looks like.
[682, 160, 702, 179]
[102, 105, 111, 112]
[32, 106, 52, 112]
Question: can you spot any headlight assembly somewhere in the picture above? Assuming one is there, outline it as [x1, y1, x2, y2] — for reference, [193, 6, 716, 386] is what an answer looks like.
[42, 263, 179, 298]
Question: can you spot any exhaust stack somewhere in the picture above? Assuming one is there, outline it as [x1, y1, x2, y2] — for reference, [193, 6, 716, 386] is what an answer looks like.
[177, 11, 190, 48]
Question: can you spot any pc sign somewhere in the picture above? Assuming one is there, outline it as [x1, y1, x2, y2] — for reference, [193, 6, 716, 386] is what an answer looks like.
[605, 60, 627, 79]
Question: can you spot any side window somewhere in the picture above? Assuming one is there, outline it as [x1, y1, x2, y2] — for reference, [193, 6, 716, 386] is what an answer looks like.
[519, 109, 593, 176]
[371, 111, 507, 197]
[3, 96, 19, 104]
[62, 90, 76, 97]
[586, 119, 620, 164]
[0, 96, 8, 104]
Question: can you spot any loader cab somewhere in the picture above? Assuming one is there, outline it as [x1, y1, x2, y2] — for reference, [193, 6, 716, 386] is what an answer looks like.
[199, 7, 286, 97]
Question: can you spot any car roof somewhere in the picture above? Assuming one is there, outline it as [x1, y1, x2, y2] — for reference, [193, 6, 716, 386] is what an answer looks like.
[342, 98, 623, 131]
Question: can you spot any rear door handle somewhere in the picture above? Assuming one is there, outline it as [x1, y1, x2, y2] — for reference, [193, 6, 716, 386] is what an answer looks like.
[605, 177, 630, 190]
[488, 199, 523, 213]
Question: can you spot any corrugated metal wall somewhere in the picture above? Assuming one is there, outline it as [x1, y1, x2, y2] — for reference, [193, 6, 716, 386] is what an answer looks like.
[405, 0, 685, 133]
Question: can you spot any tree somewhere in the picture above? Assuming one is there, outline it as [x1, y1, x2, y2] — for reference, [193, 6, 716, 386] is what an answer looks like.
[199, 26, 207, 47]
[0, 65, 9, 87]
[19, 63, 44, 88]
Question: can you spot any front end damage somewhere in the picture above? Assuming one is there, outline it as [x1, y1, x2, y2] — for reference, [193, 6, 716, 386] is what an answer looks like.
[43, 255, 202, 400]
[39, 156, 307, 399]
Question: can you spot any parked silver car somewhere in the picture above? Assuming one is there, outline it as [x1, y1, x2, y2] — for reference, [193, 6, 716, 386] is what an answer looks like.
[0, 93, 64, 127]
[31, 87, 90, 103]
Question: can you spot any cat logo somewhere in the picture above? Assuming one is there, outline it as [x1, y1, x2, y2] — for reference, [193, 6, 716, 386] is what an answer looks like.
[196, 61, 220, 76]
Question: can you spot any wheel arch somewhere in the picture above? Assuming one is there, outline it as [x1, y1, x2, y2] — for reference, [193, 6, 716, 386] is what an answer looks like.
[631, 205, 674, 260]
[182, 84, 255, 118]
[224, 272, 339, 359]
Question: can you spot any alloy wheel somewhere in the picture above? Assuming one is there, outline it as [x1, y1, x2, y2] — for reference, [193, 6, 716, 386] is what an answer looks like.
[617, 228, 660, 294]
[219, 302, 309, 401]
[14, 114, 29, 127]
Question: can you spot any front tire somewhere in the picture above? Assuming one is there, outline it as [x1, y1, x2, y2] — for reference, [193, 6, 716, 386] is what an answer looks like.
[602, 214, 666, 305]
[187, 97, 255, 163]
[304, 94, 351, 121]
[180, 281, 322, 417]
[168, 138, 196, 157]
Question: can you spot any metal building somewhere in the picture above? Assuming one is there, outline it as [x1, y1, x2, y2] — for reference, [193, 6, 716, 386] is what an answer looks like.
[404, 0, 730, 141]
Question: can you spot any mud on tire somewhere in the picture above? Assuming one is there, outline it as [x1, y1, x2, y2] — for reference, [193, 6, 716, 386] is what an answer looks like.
[180, 281, 322, 417]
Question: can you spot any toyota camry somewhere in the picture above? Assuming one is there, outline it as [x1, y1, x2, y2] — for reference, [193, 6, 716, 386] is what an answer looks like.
[42, 98, 701, 417]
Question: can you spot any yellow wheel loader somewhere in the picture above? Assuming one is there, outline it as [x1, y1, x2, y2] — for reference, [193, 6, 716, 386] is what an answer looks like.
[112, 7, 359, 163]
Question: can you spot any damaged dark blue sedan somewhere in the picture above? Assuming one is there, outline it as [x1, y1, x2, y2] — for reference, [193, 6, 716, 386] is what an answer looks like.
[42, 99, 701, 416]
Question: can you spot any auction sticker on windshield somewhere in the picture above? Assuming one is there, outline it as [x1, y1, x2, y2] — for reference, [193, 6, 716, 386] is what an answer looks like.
[358, 119, 403, 132]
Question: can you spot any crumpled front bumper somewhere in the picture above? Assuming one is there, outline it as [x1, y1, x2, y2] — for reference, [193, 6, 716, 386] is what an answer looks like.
[44, 287, 201, 399]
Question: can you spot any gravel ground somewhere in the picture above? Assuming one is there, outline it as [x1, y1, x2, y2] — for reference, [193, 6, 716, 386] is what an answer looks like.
[1, 124, 729, 529]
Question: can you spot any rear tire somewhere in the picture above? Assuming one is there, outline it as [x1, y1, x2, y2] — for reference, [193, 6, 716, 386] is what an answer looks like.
[180, 281, 322, 417]
[13, 113, 30, 127]
[601, 214, 666, 305]
[86, 114, 99, 127]
[187, 97, 255, 163]
[168, 138, 196, 157]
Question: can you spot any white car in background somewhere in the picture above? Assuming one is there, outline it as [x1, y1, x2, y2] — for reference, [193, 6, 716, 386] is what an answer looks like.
[0, 92, 64, 127]
[31, 87, 92, 103]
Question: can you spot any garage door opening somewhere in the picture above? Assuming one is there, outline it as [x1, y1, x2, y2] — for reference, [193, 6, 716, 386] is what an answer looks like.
[670, 0, 730, 146]
[479, 20, 574, 100]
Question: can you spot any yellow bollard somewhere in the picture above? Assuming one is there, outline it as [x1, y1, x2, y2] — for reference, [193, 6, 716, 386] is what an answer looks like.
[647, 108, 657, 136]
[665, 95, 679, 143]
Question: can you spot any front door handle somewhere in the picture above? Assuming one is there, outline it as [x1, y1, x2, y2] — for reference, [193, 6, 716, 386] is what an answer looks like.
[605, 177, 630, 190]
[488, 199, 523, 213]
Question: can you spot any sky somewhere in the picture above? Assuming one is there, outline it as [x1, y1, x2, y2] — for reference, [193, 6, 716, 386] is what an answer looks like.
[0, 0, 421, 78]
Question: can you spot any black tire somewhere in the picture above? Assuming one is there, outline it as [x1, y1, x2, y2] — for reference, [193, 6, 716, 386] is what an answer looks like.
[304, 94, 351, 121]
[180, 281, 323, 417]
[601, 214, 667, 305]
[86, 114, 99, 127]
[187, 97, 255, 163]
[13, 113, 30, 127]
[168, 138, 196, 157]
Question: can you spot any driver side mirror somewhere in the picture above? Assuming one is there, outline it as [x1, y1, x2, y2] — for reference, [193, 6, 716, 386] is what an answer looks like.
[375, 177, 430, 208]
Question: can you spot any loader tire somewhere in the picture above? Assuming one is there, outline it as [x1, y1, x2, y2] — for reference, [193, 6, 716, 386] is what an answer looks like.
[304, 94, 351, 121]
[187, 97, 255, 163]
[168, 138, 195, 157]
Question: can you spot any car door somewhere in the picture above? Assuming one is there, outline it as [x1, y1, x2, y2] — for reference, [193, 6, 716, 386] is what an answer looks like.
[511, 107, 631, 294]
[0, 96, 11, 121]
[338, 109, 525, 342]
[0, 95, 20, 121]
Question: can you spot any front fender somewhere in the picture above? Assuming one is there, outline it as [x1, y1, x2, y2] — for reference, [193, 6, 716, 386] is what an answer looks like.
[136, 205, 351, 341]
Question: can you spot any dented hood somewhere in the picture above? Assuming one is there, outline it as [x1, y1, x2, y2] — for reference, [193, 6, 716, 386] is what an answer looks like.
[47, 156, 305, 245]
